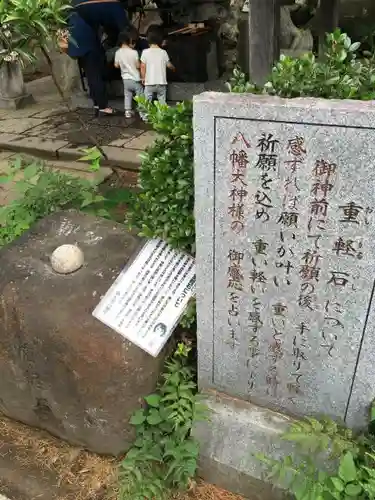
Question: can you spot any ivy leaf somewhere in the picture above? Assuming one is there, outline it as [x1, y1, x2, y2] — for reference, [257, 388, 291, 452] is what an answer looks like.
[145, 394, 161, 408]
[339, 452, 357, 483]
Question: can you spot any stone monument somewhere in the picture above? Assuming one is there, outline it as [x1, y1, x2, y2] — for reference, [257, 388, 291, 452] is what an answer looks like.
[193, 92, 375, 496]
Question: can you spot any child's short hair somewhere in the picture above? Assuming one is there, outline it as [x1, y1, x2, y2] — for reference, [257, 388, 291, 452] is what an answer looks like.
[118, 31, 131, 46]
[118, 26, 138, 46]
[127, 25, 139, 41]
[147, 26, 164, 46]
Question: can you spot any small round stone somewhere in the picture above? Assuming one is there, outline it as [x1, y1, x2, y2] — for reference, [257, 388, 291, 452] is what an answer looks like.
[50, 244, 84, 274]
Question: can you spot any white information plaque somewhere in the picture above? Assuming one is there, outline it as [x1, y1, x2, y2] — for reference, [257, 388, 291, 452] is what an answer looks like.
[92, 239, 196, 357]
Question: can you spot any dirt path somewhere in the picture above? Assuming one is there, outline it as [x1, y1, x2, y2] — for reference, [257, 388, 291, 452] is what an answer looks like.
[0, 416, 243, 500]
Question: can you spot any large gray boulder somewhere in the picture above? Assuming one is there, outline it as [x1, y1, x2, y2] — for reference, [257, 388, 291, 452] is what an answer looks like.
[0, 210, 170, 455]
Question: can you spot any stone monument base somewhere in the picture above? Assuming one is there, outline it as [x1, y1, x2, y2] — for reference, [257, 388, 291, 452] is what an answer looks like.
[0, 92, 35, 110]
[193, 391, 296, 499]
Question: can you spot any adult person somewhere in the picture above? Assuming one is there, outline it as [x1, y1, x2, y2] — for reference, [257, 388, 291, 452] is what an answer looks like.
[72, 0, 129, 48]
[67, 11, 120, 116]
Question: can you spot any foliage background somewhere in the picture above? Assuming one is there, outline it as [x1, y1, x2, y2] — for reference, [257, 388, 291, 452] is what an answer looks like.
[128, 30, 375, 262]
[0, 0, 69, 66]
[127, 99, 195, 255]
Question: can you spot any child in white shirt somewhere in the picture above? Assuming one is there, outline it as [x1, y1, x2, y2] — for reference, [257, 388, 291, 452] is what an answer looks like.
[114, 30, 143, 118]
[140, 27, 175, 104]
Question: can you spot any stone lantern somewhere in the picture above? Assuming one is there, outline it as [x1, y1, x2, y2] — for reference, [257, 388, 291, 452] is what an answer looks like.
[0, 35, 34, 109]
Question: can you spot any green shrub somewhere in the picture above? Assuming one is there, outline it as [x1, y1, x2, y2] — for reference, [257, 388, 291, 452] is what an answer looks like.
[0, 157, 106, 247]
[119, 342, 207, 500]
[228, 30, 375, 100]
[127, 99, 194, 255]
[258, 411, 375, 500]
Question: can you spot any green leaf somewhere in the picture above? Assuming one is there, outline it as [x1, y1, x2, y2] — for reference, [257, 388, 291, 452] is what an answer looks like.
[125, 447, 141, 460]
[339, 452, 357, 483]
[80, 191, 94, 207]
[338, 49, 348, 62]
[23, 164, 39, 180]
[129, 409, 146, 426]
[325, 76, 341, 85]
[345, 483, 362, 496]
[145, 394, 161, 408]
[370, 399, 375, 423]
[349, 42, 361, 52]
[293, 478, 309, 500]
[147, 409, 163, 425]
[331, 477, 345, 492]
[183, 439, 199, 456]
[14, 180, 31, 193]
[96, 208, 110, 218]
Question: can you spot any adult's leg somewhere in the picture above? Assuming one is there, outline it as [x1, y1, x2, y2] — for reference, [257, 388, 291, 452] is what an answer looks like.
[79, 56, 96, 105]
[80, 50, 108, 109]
[156, 85, 167, 104]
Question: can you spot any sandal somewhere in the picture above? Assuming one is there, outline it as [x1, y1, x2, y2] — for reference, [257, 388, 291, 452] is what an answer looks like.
[97, 108, 122, 117]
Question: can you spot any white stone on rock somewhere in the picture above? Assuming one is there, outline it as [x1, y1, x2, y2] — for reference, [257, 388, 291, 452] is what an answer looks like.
[50, 244, 84, 274]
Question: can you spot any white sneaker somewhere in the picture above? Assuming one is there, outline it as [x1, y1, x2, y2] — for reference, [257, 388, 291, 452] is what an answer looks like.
[125, 110, 133, 118]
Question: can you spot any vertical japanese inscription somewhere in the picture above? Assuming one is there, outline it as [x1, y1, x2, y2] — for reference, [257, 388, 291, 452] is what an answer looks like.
[208, 101, 375, 422]
[323, 197, 372, 357]
[228, 133, 250, 234]
[226, 133, 250, 350]
[254, 133, 279, 223]
[277, 136, 306, 399]
[250, 133, 281, 394]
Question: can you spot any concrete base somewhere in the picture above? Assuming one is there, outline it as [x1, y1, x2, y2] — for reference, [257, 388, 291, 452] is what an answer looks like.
[0, 92, 35, 110]
[168, 81, 228, 102]
[193, 391, 296, 499]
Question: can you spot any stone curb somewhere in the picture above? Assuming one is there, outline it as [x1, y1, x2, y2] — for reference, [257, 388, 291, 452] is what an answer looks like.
[0, 132, 141, 171]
